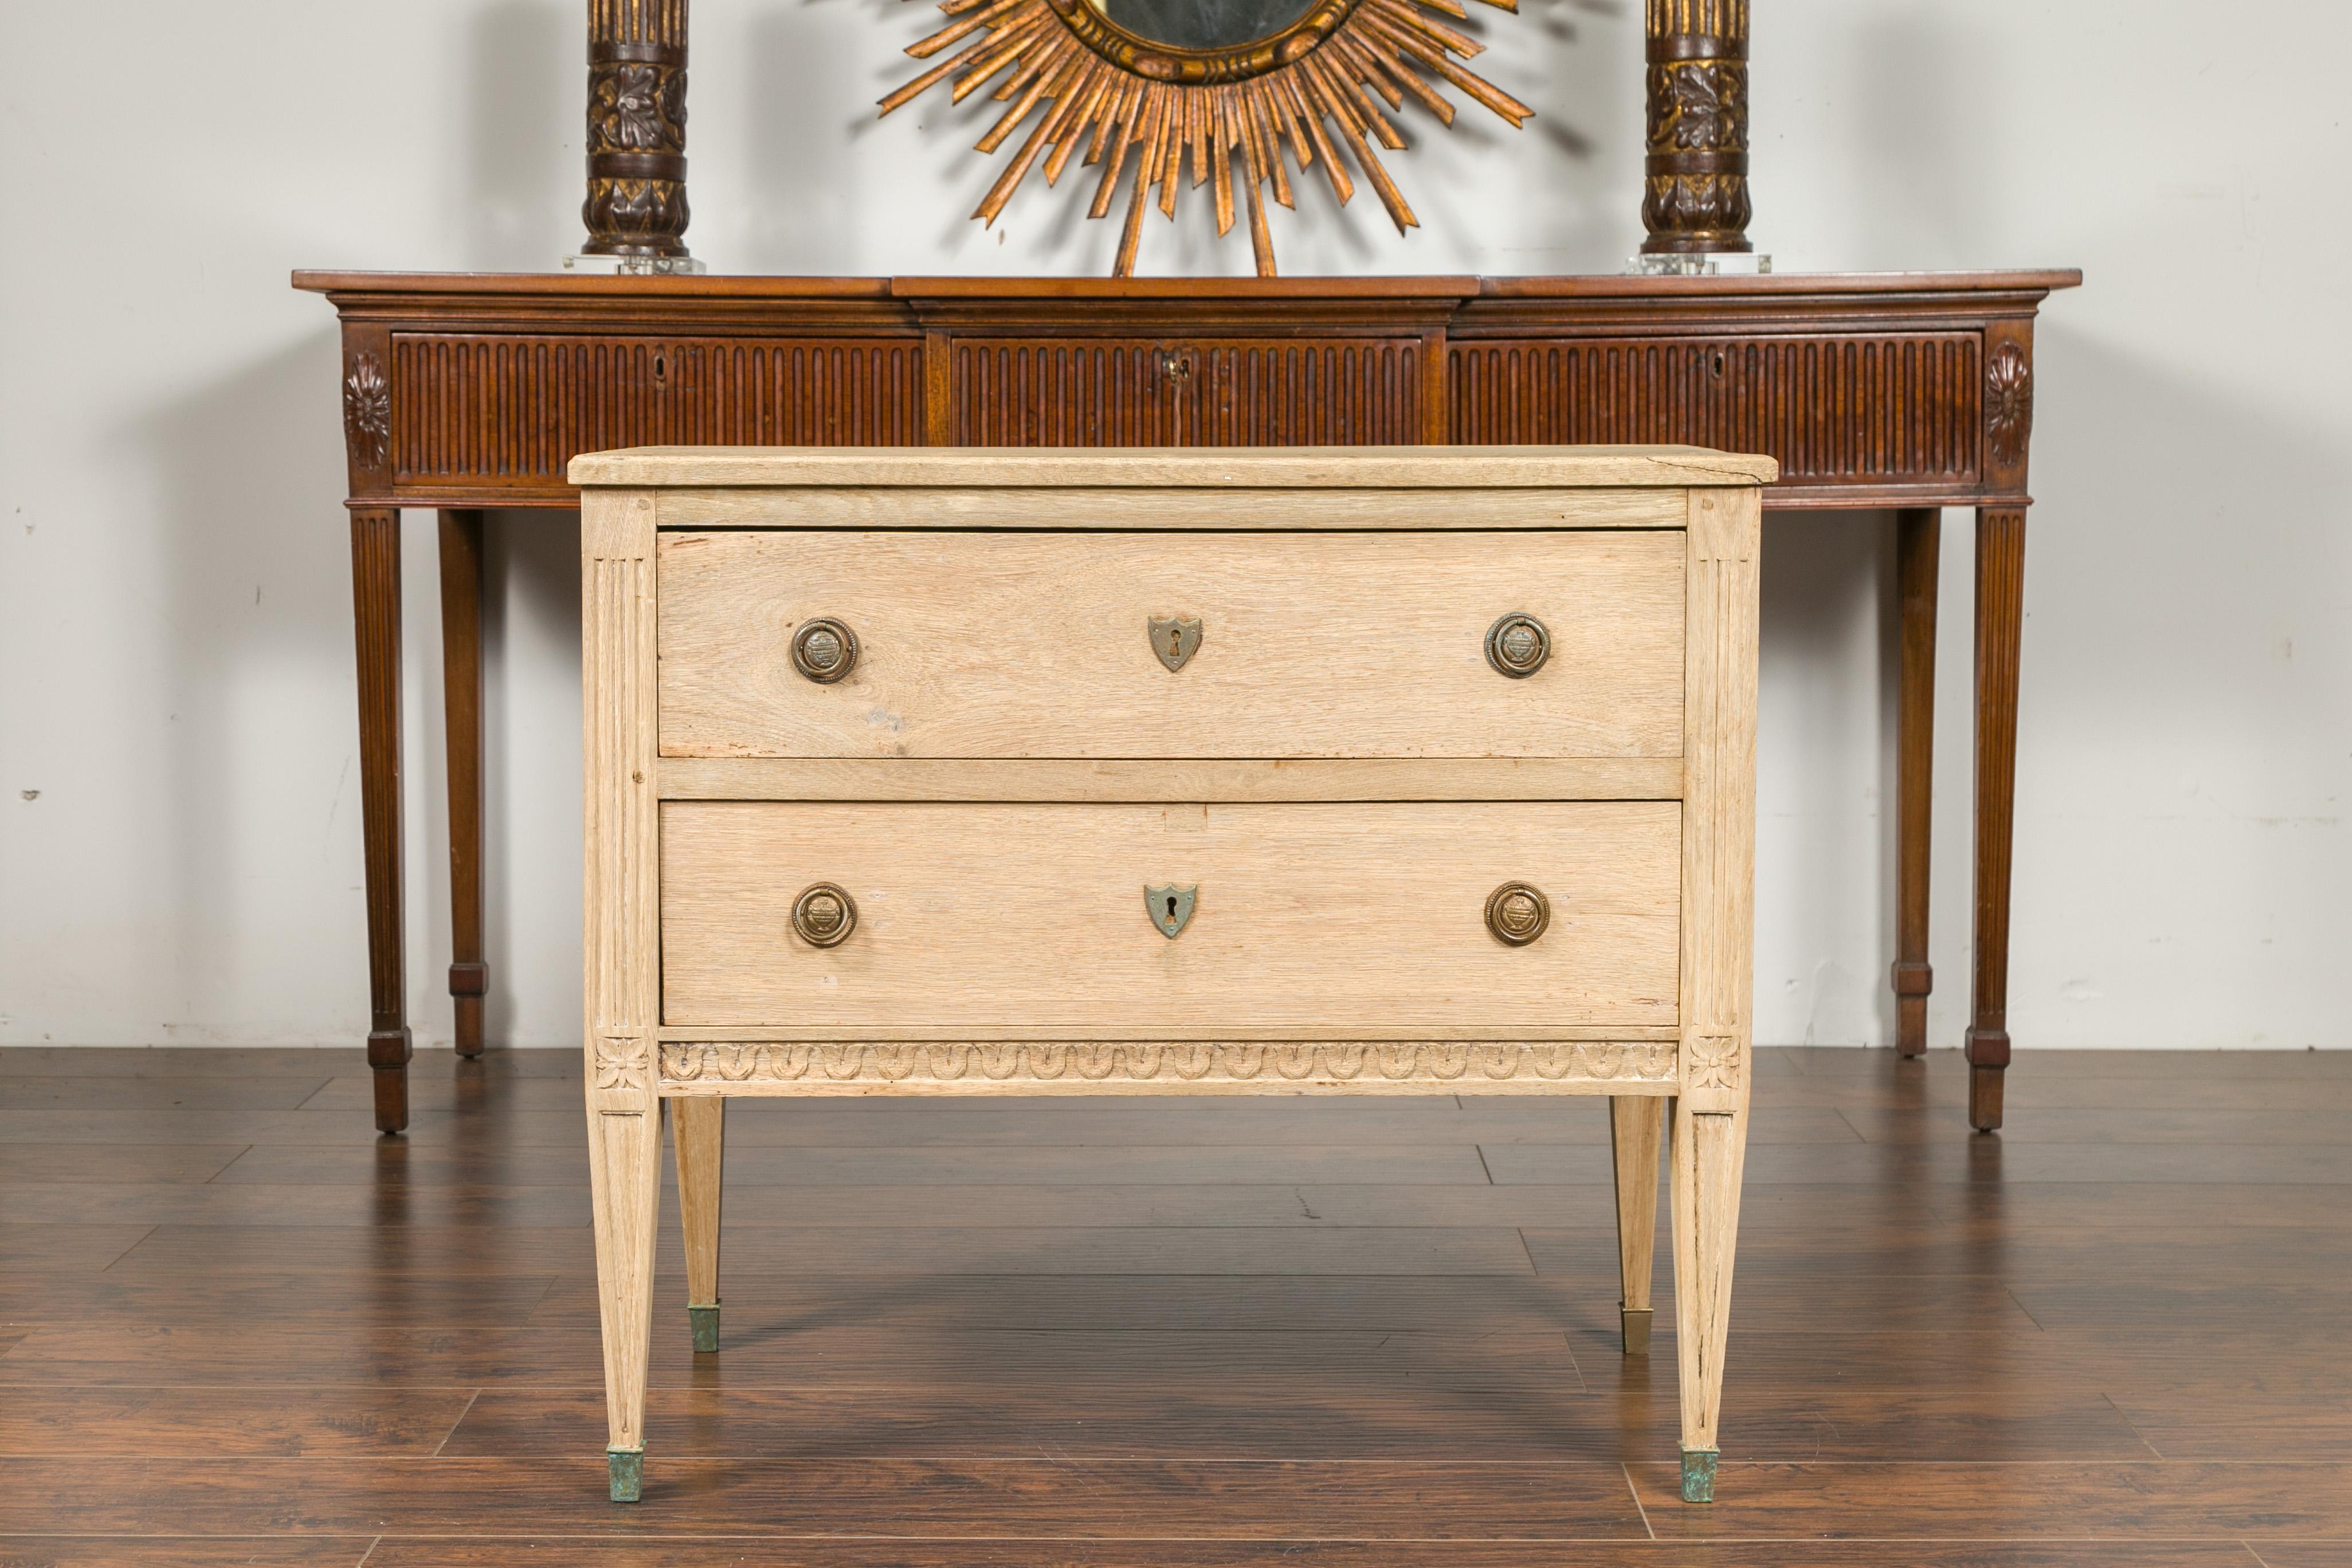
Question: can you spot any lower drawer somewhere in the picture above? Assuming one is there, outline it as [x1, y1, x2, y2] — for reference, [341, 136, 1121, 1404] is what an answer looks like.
[659, 801, 1681, 1036]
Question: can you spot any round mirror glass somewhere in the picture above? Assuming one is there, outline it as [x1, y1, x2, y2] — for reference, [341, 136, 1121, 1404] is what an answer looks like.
[1093, 0, 1323, 51]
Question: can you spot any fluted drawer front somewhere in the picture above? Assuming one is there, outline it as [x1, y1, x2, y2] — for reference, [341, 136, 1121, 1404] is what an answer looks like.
[656, 530, 1685, 759]
[1448, 334, 1983, 487]
[951, 338, 1422, 448]
[659, 801, 1680, 1035]
[388, 335, 923, 488]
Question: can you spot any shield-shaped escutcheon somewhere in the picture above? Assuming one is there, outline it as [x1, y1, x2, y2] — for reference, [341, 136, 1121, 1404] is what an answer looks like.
[1144, 883, 1197, 938]
[1148, 616, 1202, 672]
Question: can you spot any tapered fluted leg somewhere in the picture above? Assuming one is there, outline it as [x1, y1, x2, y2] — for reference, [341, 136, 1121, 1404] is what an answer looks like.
[1610, 1095, 1664, 1354]
[1892, 507, 1939, 1057]
[675, 1096, 724, 1353]
[350, 509, 411, 1134]
[1968, 508, 2027, 1131]
[438, 509, 489, 1057]
[583, 488, 663, 1499]
[591, 1096, 663, 1500]
[1671, 1101, 1747, 1502]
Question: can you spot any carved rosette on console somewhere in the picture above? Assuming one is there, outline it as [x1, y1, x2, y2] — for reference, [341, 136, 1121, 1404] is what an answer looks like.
[342, 354, 391, 472]
[1984, 342, 2035, 468]
[583, 0, 692, 259]
[1641, 0, 1751, 255]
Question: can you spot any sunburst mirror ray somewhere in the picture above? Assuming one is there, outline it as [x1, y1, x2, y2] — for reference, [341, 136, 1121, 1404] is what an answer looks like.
[879, 0, 1531, 275]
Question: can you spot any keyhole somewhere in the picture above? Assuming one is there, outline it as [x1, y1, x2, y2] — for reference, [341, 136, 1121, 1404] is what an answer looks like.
[1169, 628, 1181, 657]
[653, 352, 668, 380]
[1165, 895, 1178, 920]
[1710, 350, 1727, 379]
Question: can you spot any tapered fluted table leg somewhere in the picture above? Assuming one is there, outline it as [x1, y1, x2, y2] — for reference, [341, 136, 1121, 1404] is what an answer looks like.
[1892, 508, 1939, 1057]
[1968, 507, 2028, 1131]
[438, 509, 489, 1057]
[351, 509, 411, 1134]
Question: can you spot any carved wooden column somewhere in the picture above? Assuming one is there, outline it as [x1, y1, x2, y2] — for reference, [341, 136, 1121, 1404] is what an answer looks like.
[1641, 0, 1753, 256]
[582, 0, 693, 261]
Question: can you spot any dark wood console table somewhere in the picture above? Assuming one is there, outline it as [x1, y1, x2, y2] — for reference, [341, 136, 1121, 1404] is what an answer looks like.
[293, 270, 2079, 1135]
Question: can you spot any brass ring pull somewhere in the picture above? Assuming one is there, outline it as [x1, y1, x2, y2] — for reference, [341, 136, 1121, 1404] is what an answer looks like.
[791, 618, 859, 684]
[1485, 613, 1550, 679]
[1485, 881, 1550, 946]
[791, 883, 857, 947]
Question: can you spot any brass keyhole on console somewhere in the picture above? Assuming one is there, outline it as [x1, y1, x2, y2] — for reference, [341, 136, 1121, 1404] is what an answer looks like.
[653, 352, 668, 381]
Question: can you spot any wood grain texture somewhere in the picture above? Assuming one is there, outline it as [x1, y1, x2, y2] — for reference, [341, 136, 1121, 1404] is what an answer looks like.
[305, 271, 2075, 1136]
[1677, 487, 1759, 1115]
[657, 756, 1687, 803]
[1610, 1094, 1663, 1348]
[4, 1042, 2342, 1562]
[348, 508, 410, 1134]
[1669, 485, 1758, 1476]
[437, 509, 489, 1058]
[570, 444, 1779, 488]
[658, 801, 1682, 1036]
[1450, 336, 1982, 493]
[358, 1545, 2271, 1568]
[1969, 505, 2028, 1130]
[656, 529, 1685, 761]
[948, 338, 1426, 446]
[674, 1096, 723, 1316]
[653, 483, 1688, 531]
[1893, 506, 1940, 1058]
[581, 488, 663, 1464]
[393, 337, 923, 489]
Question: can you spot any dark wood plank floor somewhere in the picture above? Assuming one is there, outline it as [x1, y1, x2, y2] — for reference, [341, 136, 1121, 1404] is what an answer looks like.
[3, 1045, 2348, 1567]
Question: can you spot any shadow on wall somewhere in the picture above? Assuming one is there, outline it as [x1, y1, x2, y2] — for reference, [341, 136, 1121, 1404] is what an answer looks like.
[468, 0, 574, 269]
[1756, 507, 1896, 1049]
[2001, 324, 2351, 1046]
[132, 323, 591, 1051]
[479, 509, 586, 1052]
[135, 328, 363, 1041]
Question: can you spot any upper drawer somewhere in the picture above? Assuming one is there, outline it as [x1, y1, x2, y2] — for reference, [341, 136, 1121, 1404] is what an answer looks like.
[1448, 333, 1983, 489]
[385, 334, 923, 491]
[950, 337, 1424, 447]
[656, 530, 1685, 760]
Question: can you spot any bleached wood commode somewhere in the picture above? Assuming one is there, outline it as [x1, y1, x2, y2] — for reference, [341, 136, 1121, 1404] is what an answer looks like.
[573, 444, 1771, 1506]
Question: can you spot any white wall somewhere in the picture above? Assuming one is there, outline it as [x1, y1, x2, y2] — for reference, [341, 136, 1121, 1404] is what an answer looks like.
[2, 0, 2345, 1050]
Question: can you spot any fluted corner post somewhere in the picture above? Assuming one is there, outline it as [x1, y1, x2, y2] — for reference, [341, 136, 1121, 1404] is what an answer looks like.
[1640, 0, 1753, 256]
[582, 0, 693, 260]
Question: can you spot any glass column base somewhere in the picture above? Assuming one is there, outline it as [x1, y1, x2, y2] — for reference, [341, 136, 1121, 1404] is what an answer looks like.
[564, 254, 708, 276]
[1629, 253, 1774, 277]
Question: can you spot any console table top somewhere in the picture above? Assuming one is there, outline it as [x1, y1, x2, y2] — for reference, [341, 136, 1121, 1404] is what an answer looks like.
[294, 269, 2082, 303]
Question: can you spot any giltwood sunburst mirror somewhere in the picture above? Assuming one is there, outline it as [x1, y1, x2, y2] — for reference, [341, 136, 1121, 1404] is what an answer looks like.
[879, 0, 1531, 275]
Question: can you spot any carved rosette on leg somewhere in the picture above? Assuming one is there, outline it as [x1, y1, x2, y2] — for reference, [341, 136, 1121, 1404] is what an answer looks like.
[582, 0, 692, 259]
[1641, 0, 1752, 256]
